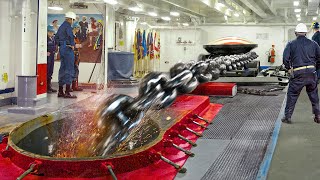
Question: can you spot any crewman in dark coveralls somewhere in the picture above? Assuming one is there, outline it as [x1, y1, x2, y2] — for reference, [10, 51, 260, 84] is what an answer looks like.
[47, 25, 57, 93]
[282, 23, 320, 124]
[312, 22, 320, 44]
[312, 22, 320, 81]
[55, 12, 77, 98]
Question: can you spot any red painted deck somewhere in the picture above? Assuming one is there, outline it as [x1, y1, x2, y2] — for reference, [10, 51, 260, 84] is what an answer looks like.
[0, 95, 222, 180]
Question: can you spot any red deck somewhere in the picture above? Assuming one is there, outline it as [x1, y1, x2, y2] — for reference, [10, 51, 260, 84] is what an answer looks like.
[0, 95, 222, 180]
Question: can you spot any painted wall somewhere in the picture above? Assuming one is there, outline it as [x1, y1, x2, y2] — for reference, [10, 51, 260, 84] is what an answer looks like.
[158, 25, 296, 72]
[0, 0, 15, 92]
[0, 0, 14, 101]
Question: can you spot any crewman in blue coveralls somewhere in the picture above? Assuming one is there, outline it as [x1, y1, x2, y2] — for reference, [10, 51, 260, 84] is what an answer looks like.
[47, 25, 57, 93]
[71, 22, 83, 92]
[55, 12, 77, 98]
[282, 23, 320, 124]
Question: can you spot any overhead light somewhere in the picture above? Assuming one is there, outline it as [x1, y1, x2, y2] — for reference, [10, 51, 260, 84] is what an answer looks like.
[293, 1, 299, 6]
[297, 18, 301, 21]
[294, 9, 301, 13]
[148, 12, 158, 17]
[128, 6, 142, 12]
[182, 23, 189, 26]
[313, 17, 317, 20]
[161, 16, 171, 21]
[140, 22, 147, 25]
[48, 6, 63, 11]
[104, 0, 118, 5]
[216, 2, 225, 8]
[296, 14, 300, 17]
[170, 11, 180, 17]
[226, 8, 233, 13]
[234, 13, 239, 17]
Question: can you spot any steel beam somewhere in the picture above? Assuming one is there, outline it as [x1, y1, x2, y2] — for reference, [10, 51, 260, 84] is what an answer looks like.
[261, 0, 277, 15]
[198, 0, 229, 16]
[238, 0, 268, 18]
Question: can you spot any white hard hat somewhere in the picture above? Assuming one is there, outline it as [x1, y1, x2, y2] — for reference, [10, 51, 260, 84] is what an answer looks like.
[295, 23, 308, 33]
[65, 12, 76, 20]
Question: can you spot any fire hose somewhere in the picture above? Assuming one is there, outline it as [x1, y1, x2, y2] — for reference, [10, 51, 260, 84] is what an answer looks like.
[88, 52, 259, 156]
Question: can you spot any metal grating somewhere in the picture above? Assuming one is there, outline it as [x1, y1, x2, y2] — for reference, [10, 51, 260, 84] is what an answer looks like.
[201, 104, 251, 139]
[201, 89, 286, 180]
[246, 107, 282, 121]
[233, 120, 275, 140]
[201, 140, 268, 180]
[210, 97, 237, 105]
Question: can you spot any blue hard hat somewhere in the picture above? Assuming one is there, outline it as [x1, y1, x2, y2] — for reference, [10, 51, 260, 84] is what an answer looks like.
[72, 22, 80, 29]
[47, 25, 55, 32]
[313, 22, 319, 29]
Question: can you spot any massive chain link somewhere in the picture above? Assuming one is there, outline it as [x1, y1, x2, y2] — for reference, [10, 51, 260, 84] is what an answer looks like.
[91, 52, 258, 156]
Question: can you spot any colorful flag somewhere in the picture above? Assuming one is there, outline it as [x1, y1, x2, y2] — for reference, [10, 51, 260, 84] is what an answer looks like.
[137, 30, 142, 60]
[147, 31, 150, 56]
[150, 31, 154, 59]
[133, 30, 137, 59]
[142, 30, 147, 57]
[155, 32, 160, 59]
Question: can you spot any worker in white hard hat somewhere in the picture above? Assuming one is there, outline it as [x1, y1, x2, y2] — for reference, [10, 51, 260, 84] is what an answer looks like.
[282, 23, 320, 124]
[55, 11, 78, 98]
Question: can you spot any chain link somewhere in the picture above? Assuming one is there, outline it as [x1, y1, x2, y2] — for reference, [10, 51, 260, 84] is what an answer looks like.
[93, 51, 259, 156]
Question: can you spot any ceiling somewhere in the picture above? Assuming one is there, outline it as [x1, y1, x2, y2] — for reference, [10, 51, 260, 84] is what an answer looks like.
[54, 0, 320, 25]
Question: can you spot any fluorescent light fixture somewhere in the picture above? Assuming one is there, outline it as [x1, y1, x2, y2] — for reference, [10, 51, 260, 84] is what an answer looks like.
[170, 11, 180, 17]
[104, 0, 118, 5]
[48, 6, 63, 11]
[296, 14, 300, 17]
[216, 2, 225, 8]
[293, 1, 299, 6]
[161, 16, 171, 21]
[294, 9, 301, 13]
[234, 13, 239, 17]
[140, 22, 147, 25]
[313, 17, 317, 20]
[128, 6, 142, 12]
[182, 23, 189, 26]
[148, 12, 158, 17]
[297, 18, 301, 21]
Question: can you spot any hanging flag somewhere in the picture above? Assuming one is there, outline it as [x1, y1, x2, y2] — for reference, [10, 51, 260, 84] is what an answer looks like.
[133, 31, 138, 59]
[150, 31, 154, 59]
[142, 30, 147, 57]
[137, 29, 142, 60]
[155, 32, 160, 59]
[147, 31, 150, 57]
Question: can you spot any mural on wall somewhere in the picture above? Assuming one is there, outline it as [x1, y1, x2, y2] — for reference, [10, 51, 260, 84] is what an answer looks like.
[48, 14, 104, 63]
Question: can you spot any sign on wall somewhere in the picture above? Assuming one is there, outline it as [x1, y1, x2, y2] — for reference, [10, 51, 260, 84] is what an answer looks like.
[48, 14, 104, 63]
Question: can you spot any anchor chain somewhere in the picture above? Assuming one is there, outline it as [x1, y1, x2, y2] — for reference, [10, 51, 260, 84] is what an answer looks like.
[92, 52, 259, 156]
